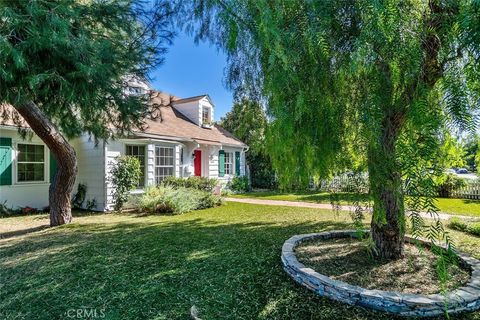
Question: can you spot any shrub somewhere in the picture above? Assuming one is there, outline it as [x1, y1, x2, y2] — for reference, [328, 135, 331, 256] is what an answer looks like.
[467, 223, 480, 237]
[448, 217, 480, 237]
[72, 183, 87, 209]
[136, 185, 222, 214]
[228, 176, 249, 193]
[198, 192, 223, 209]
[221, 188, 233, 196]
[437, 174, 467, 198]
[85, 199, 97, 211]
[163, 176, 218, 192]
[0, 201, 20, 217]
[448, 217, 468, 232]
[110, 156, 141, 211]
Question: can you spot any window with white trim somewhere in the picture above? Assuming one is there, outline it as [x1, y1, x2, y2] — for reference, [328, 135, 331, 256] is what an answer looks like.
[155, 146, 174, 184]
[202, 107, 210, 124]
[126, 145, 146, 187]
[17, 144, 45, 182]
[224, 152, 233, 175]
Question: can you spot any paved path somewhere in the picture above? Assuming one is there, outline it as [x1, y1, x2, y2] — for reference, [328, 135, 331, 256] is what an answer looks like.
[225, 197, 478, 221]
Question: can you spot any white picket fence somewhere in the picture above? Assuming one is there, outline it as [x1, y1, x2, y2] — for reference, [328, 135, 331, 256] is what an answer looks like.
[314, 174, 480, 201]
[451, 184, 480, 200]
[313, 173, 369, 194]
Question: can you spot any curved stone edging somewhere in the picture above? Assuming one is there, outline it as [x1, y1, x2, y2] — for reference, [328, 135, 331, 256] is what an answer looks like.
[281, 230, 480, 317]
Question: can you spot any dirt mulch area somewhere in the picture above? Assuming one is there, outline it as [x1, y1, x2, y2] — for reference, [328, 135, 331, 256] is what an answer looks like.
[295, 237, 470, 294]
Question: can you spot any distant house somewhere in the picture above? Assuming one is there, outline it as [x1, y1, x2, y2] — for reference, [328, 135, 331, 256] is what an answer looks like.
[0, 79, 247, 211]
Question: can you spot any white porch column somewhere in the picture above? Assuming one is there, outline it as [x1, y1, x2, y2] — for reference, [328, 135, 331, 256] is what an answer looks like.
[175, 144, 181, 177]
[146, 143, 155, 186]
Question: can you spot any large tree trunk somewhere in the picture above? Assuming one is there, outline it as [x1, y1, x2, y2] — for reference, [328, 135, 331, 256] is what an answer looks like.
[368, 110, 405, 260]
[366, 0, 445, 260]
[15, 101, 77, 226]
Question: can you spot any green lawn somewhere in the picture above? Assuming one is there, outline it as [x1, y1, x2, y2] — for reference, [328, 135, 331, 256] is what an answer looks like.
[1, 203, 480, 319]
[231, 191, 480, 217]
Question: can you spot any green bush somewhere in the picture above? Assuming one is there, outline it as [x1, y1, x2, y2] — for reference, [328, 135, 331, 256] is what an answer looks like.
[437, 174, 467, 198]
[0, 201, 20, 217]
[162, 176, 218, 192]
[447, 217, 468, 232]
[72, 183, 87, 209]
[110, 156, 141, 211]
[198, 192, 223, 209]
[228, 176, 249, 193]
[221, 188, 233, 196]
[448, 217, 480, 237]
[467, 223, 480, 237]
[135, 185, 222, 214]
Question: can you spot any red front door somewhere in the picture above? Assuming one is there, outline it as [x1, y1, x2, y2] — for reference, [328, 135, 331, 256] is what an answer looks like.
[194, 150, 202, 176]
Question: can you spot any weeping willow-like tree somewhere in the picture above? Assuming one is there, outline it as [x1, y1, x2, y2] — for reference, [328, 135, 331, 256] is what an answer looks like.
[0, 0, 174, 225]
[182, 0, 480, 259]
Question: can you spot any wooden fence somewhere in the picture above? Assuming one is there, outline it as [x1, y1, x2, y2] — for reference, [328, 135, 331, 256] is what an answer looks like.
[451, 184, 480, 200]
[313, 173, 369, 194]
[314, 174, 480, 201]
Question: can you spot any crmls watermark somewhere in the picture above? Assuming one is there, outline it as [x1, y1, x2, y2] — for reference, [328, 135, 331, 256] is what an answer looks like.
[65, 307, 106, 319]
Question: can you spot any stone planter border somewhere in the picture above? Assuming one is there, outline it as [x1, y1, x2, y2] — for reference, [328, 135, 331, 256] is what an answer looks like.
[281, 230, 480, 317]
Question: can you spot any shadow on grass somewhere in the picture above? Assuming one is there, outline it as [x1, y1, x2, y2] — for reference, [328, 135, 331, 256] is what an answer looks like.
[455, 199, 480, 205]
[0, 215, 473, 320]
[296, 193, 369, 204]
[72, 209, 115, 217]
[0, 225, 50, 240]
[240, 191, 370, 204]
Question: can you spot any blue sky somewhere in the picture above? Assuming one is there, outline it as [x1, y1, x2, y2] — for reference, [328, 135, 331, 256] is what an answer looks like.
[149, 32, 233, 120]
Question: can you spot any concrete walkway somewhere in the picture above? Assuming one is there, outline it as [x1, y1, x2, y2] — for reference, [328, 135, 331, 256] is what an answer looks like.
[225, 197, 477, 221]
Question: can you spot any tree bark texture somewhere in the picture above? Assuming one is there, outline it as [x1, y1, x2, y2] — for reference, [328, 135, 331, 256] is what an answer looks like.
[368, 110, 406, 260]
[15, 101, 77, 226]
[367, 0, 446, 260]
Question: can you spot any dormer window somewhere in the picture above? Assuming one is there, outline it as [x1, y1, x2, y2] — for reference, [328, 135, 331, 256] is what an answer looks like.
[202, 106, 212, 127]
[129, 86, 145, 95]
[172, 95, 215, 127]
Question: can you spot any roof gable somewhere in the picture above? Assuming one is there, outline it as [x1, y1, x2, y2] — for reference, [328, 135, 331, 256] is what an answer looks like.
[172, 94, 215, 107]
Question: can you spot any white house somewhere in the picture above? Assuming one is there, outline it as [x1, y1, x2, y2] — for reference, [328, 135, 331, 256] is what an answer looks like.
[0, 84, 247, 211]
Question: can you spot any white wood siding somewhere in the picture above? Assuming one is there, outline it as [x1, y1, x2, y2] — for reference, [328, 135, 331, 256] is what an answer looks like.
[71, 135, 106, 211]
[0, 129, 51, 209]
[0, 129, 107, 211]
[209, 146, 246, 186]
[207, 145, 219, 179]
[172, 101, 202, 125]
[146, 143, 155, 186]
[173, 97, 215, 126]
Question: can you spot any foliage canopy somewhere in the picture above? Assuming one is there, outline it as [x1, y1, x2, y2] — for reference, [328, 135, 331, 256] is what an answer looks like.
[185, 0, 479, 182]
[181, 0, 480, 258]
[0, 0, 174, 139]
[220, 99, 276, 188]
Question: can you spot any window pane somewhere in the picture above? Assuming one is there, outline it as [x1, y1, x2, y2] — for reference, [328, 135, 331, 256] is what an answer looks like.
[26, 170, 34, 181]
[34, 164, 45, 180]
[223, 152, 233, 175]
[18, 163, 44, 182]
[18, 144, 44, 163]
[154, 146, 174, 184]
[126, 145, 146, 187]
[17, 144, 45, 182]
[35, 148, 44, 162]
